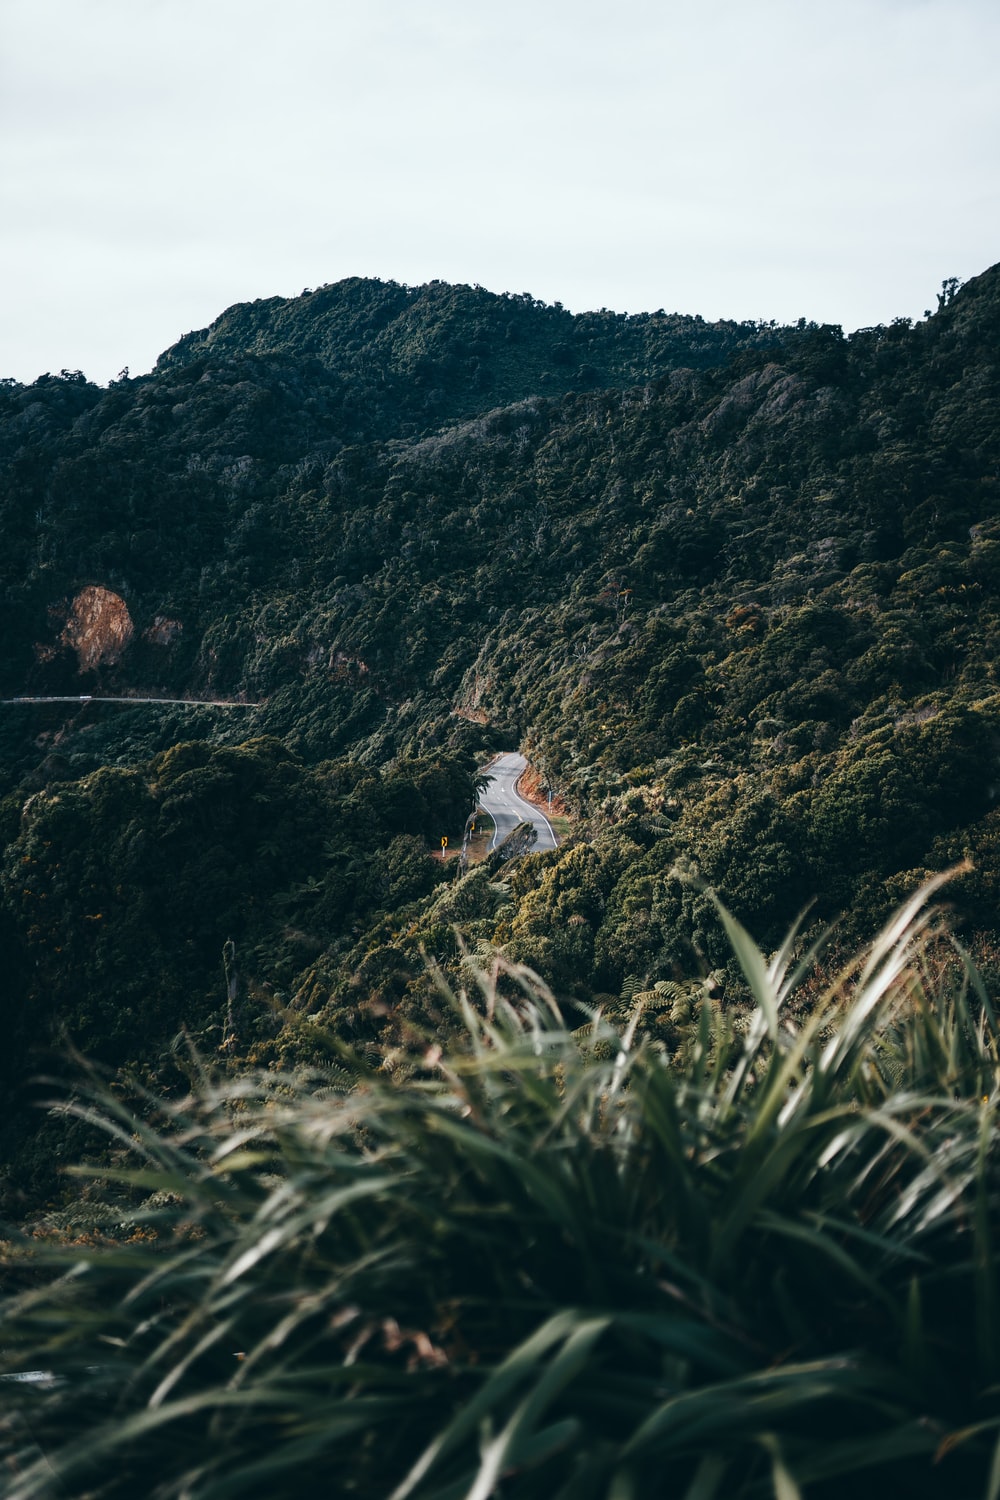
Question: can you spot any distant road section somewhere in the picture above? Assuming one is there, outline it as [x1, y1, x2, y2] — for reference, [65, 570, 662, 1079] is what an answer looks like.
[478, 753, 558, 853]
[1, 696, 259, 707]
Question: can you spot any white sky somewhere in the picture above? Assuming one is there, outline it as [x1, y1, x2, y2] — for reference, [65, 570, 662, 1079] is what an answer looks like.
[1, 0, 998, 385]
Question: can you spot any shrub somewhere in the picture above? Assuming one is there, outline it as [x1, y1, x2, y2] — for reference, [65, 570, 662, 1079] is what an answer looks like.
[3, 871, 1000, 1498]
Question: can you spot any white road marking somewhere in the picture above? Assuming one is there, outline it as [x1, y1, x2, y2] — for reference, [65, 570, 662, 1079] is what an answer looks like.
[478, 752, 558, 854]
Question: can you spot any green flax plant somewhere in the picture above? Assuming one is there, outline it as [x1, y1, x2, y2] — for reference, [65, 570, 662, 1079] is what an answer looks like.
[3, 869, 1000, 1499]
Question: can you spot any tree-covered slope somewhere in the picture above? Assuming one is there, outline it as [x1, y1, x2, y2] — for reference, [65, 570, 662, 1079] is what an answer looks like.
[2, 265, 1000, 1206]
[154, 275, 803, 432]
[0, 277, 804, 709]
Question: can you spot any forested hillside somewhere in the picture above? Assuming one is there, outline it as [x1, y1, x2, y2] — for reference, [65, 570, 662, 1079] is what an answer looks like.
[2, 266, 999, 1204]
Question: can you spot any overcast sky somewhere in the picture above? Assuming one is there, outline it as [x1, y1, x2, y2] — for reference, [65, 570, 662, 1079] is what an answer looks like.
[2, 0, 998, 385]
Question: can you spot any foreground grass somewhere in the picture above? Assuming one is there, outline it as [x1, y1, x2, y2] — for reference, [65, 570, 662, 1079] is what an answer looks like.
[3, 871, 1000, 1498]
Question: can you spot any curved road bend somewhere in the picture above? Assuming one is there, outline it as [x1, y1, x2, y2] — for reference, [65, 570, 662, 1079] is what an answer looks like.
[478, 753, 558, 853]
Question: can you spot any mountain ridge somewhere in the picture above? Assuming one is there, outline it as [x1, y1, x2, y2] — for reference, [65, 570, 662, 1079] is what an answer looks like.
[2, 261, 1000, 1202]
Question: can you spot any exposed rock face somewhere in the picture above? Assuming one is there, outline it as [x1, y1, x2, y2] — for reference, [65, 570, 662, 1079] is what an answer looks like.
[143, 615, 183, 647]
[60, 587, 134, 671]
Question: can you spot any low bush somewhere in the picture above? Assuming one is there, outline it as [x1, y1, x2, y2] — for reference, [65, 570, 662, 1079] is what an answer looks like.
[3, 871, 1000, 1498]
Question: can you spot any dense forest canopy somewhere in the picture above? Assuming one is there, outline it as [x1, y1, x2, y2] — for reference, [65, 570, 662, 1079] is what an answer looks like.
[2, 265, 1000, 1204]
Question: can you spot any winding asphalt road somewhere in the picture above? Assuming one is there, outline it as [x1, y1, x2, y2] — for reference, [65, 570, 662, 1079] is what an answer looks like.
[478, 753, 558, 853]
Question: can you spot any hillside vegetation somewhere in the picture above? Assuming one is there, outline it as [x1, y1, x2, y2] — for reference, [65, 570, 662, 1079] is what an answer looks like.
[5, 881, 1000, 1498]
[2, 267, 1000, 1201]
